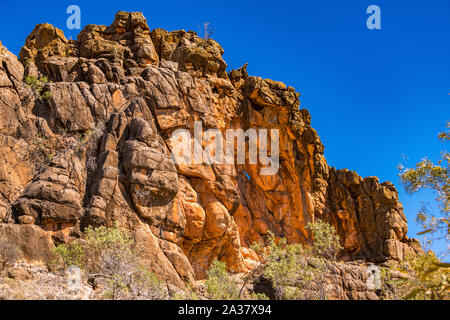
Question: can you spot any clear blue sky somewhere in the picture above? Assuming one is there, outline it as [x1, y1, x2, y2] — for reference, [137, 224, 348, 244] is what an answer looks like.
[0, 0, 448, 255]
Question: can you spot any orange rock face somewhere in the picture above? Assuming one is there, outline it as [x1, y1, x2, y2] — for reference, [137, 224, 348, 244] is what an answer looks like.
[0, 11, 422, 285]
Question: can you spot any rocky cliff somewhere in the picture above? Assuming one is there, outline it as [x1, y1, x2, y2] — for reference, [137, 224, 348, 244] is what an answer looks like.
[0, 12, 422, 289]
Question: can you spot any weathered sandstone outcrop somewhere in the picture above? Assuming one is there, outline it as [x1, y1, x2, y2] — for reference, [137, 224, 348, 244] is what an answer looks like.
[0, 12, 422, 292]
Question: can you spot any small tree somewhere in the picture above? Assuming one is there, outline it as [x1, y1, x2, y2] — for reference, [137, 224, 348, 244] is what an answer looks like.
[252, 221, 342, 300]
[306, 220, 343, 299]
[385, 252, 450, 300]
[395, 121, 450, 300]
[24, 75, 53, 101]
[255, 233, 304, 299]
[403, 252, 449, 300]
[205, 260, 240, 300]
[52, 224, 167, 300]
[398, 121, 449, 248]
[306, 220, 342, 260]
[52, 241, 85, 270]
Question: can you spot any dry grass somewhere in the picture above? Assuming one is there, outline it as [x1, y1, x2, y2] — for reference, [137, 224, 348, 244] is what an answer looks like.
[0, 236, 21, 271]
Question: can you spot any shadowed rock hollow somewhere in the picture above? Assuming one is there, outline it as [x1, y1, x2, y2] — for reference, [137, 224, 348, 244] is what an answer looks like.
[0, 12, 422, 290]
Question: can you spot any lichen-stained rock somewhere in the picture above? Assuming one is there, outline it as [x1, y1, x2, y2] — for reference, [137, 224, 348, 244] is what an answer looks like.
[0, 43, 26, 136]
[326, 169, 419, 262]
[151, 28, 228, 79]
[120, 117, 179, 227]
[137, 66, 190, 131]
[0, 12, 423, 289]
[77, 11, 159, 68]
[19, 23, 76, 70]
[0, 41, 24, 86]
[13, 149, 86, 228]
[0, 224, 55, 263]
[229, 63, 248, 90]
[46, 82, 95, 132]
[243, 76, 300, 109]
[244, 260, 382, 300]
[0, 136, 34, 207]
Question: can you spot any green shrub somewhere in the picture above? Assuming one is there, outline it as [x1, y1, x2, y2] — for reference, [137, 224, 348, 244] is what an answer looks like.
[399, 252, 449, 300]
[171, 283, 199, 300]
[205, 260, 240, 300]
[253, 232, 305, 299]
[52, 242, 85, 270]
[52, 223, 168, 300]
[306, 220, 343, 260]
[83, 224, 135, 275]
[24, 75, 53, 101]
[249, 292, 270, 300]
[260, 233, 304, 296]
[253, 221, 343, 300]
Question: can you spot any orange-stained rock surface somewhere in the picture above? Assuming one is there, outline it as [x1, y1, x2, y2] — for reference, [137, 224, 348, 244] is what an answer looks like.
[0, 12, 422, 285]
